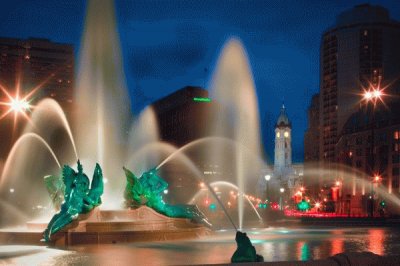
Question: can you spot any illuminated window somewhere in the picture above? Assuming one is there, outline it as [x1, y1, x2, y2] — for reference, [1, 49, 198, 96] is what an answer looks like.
[284, 131, 289, 138]
[394, 131, 399, 140]
[276, 132, 280, 138]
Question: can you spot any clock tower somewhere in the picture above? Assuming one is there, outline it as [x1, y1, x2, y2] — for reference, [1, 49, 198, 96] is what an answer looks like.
[274, 104, 292, 183]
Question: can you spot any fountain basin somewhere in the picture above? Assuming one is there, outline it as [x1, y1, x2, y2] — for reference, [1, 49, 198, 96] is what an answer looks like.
[0, 206, 211, 247]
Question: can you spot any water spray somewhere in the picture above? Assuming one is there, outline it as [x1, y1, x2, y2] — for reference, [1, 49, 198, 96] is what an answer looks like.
[203, 181, 238, 231]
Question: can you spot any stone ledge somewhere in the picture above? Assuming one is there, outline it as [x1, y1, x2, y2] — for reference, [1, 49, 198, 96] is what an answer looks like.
[209, 252, 400, 266]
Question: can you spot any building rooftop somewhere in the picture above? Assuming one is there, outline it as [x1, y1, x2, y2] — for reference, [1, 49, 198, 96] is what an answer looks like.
[276, 104, 291, 128]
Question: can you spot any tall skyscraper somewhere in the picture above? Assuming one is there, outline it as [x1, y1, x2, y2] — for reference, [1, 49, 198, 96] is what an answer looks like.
[305, 4, 400, 214]
[0, 37, 74, 159]
[304, 93, 320, 196]
[319, 4, 400, 170]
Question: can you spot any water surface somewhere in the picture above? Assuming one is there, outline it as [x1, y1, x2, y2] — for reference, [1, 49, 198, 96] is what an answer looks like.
[1, 226, 400, 265]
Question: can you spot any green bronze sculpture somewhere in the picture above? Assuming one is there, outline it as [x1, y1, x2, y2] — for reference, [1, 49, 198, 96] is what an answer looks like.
[43, 160, 104, 242]
[123, 167, 210, 225]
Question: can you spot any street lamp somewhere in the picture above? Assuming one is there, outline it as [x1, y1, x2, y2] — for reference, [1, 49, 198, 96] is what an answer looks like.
[264, 175, 271, 200]
[279, 187, 285, 211]
[362, 85, 384, 217]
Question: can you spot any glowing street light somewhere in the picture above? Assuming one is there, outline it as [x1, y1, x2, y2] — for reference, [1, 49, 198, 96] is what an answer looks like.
[361, 81, 387, 217]
[362, 88, 384, 106]
[373, 89, 382, 98]
[0, 85, 36, 131]
[10, 97, 30, 112]
[264, 174, 271, 200]
[279, 188, 285, 211]
[0, 71, 52, 126]
[364, 91, 373, 100]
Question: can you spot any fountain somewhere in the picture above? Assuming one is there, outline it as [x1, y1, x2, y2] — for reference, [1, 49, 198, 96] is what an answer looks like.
[209, 38, 264, 229]
[2, 0, 400, 264]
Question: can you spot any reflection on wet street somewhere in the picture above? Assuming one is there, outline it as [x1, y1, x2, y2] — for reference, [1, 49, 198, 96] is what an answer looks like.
[1, 226, 400, 265]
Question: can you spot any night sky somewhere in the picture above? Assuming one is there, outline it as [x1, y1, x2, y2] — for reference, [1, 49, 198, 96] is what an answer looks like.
[1, 0, 399, 163]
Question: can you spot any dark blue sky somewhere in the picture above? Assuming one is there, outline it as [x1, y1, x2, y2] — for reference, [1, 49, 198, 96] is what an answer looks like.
[1, 0, 399, 162]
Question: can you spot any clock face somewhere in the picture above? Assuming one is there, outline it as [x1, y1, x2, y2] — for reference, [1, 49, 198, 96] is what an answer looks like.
[276, 132, 280, 138]
[284, 131, 289, 138]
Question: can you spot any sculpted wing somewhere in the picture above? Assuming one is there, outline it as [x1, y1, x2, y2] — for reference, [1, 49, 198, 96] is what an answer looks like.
[44, 174, 65, 210]
[62, 165, 76, 201]
[123, 167, 143, 203]
[87, 163, 104, 204]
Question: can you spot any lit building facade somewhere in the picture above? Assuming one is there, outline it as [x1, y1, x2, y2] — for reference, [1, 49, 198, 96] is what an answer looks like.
[336, 105, 400, 215]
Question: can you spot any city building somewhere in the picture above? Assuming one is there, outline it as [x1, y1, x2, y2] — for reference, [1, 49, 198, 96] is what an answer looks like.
[151, 86, 215, 202]
[0, 37, 74, 159]
[305, 4, 400, 214]
[319, 3, 400, 168]
[304, 94, 320, 196]
[152, 86, 211, 148]
[336, 104, 400, 215]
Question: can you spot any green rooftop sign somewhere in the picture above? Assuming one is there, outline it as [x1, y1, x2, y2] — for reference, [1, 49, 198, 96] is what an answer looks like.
[193, 97, 211, 102]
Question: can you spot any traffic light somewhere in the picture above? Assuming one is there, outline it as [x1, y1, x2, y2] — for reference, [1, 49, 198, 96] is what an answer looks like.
[380, 200, 386, 208]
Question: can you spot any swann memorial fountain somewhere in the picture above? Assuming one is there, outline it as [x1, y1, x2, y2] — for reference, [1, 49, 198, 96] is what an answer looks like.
[2, 0, 400, 265]
[40, 161, 210, 246]
[0, 0, 266, 247]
